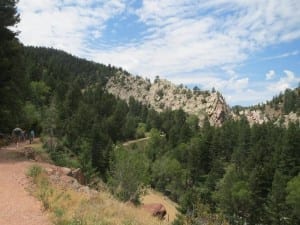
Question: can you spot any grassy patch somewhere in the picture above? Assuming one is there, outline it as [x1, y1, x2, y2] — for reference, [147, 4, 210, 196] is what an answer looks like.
[27, 166, 169, 225]
[25, 142, 52, 162]
[27, 164, 43, 178]
[27, 165, 54, 210]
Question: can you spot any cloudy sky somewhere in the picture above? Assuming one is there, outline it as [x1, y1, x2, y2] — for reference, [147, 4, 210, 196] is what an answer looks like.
[16, 0, 300, 106]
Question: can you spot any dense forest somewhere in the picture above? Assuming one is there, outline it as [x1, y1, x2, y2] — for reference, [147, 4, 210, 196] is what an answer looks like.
[1, 1, 300, 225]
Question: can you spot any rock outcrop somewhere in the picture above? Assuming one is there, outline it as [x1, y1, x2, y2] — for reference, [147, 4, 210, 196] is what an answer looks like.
[46, 166, 90, 193]
[106, 72, 230, 126]
[232, 106, 300, 126]
[106, 72, 299, 127]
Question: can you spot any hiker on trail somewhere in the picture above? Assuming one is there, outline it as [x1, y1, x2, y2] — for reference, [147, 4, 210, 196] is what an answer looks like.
[21, 130, 26, 142]
[12, 128, 23, 148]
[29, 130, 35, 144]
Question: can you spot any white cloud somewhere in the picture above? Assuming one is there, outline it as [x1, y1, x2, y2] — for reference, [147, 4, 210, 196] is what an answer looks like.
[18, 0, 300, 72]
[165, 69, 299, 106]
[16, 0, 300, 106]
[17, 0, 126, 55]
[268, 70, 300, 92]
[266, 70, 276, 80]
[263, 51, 299, 61]
[163, 70, 251, 104]
[225, 88, 276, 106]
[88, 0, 300, 76]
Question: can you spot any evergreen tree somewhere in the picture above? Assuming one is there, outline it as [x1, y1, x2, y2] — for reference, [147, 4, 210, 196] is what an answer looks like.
[265, 170, 289, 225]
[0, 0, 27, 132]
[286, 174, 300, 224]
[214, 165, 251, 224]
[278, 123, 300, 177]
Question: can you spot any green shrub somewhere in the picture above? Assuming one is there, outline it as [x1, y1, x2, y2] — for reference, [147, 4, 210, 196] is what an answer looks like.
[38, 177, 53, 210]
[27, 164, 43, 178]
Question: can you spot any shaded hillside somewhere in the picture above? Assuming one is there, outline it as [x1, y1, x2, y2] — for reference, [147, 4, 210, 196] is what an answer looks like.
[24, 46, 121, 88]
[21, 47, 161, 182]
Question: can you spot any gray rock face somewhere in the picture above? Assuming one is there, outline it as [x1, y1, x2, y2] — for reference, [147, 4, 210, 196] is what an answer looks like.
[232, 108, 300, 126]
[106, 72, 230, 126]
[106, 72, 299, 126]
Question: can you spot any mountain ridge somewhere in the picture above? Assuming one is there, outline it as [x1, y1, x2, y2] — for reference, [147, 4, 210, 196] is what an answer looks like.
[24, 46, 300, 127]
[106, 72, 230, 126]
[106, 71, 300, 126]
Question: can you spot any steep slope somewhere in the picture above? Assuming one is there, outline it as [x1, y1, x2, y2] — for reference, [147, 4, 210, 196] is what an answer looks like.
[24, 47, 299, 127]
[24, 46, 121, 88]
[24, 47, 231, 127]
[106, 72, 230, 126]
[0, 140, 174, 225]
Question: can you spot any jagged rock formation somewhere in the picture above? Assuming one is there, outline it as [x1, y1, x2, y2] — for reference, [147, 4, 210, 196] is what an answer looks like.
[232, 88, 300, 126]
[106, 72, 230, 126]
[106, 72, 299, 127]
[232, 108, 300, 126]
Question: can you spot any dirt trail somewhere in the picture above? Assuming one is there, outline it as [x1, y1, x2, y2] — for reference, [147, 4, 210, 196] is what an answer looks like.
[0, 141, 51, 225]
[122, 137, 150, 146]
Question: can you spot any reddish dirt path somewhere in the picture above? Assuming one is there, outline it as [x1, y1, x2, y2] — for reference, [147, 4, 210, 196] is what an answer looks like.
[0, 141, 51, 225]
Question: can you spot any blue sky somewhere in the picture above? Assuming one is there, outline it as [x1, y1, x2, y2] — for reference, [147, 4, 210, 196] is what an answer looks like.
[16, 0, 300, 106]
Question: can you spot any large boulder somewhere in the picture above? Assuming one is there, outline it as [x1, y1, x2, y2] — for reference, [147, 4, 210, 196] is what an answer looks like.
[142, 203, 167, 220]
[70, 168, 86, 185]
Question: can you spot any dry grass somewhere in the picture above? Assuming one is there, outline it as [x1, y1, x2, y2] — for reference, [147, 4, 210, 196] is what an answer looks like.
[25, 140, 52, 162]
[141, 189, 179, 223]
[72, 193, 170, 225]
[28, 167, 170, 225]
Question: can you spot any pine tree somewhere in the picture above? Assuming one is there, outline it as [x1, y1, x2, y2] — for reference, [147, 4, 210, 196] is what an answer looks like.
[0, 0, 26, 132]
[265, 170, 289, 225]
[286, 174, 300, 224]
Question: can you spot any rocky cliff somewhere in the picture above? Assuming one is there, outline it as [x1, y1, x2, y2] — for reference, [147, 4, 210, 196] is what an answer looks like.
[106, 72, 300, 127]
[232, 105, 300, 126]
[232, 87, 300, 126]
[106, 72, 230, 126]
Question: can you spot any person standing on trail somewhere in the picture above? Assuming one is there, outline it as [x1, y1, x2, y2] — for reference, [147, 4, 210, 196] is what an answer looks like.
[12, 128, 22, 148]
[29, 130, 35, 144]
[21, 130, 26, 142]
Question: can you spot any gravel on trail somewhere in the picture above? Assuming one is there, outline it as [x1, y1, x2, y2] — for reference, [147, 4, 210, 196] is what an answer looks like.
[0, 142, 52, 225]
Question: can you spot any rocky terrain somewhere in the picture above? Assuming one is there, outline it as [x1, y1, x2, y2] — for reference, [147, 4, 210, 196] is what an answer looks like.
[232, 108, 299, 126]
[106, 72, 300, 126]
[106, 72, 230, 126]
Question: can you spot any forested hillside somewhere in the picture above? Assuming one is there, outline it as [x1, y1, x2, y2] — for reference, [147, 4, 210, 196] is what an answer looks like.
[21, 46, 158, 181]
[232, 87, 300, 126]
[6, 45, 300, 225]
[0, 0, 26, 133]
[1, 1, 299, 224]
[267, 87, 300, 115]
